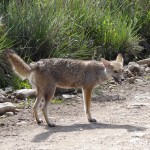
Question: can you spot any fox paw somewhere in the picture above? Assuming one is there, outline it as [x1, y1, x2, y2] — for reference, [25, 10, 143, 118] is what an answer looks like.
[37, 119, 43, 124]
[88, 118, 97, 123]
[48, 123, 56, 127]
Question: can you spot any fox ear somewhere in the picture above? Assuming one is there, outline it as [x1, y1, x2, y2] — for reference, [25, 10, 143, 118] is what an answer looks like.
[101, 58, 110, 67]
[116, 53, 124, 64]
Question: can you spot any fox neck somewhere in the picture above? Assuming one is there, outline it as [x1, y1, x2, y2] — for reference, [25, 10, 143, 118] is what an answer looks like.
[103, 68, 110, 80]
[96, 68, 109, 84]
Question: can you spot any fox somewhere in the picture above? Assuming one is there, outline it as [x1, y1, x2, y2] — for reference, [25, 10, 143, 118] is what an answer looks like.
[4, 49, 124, 127]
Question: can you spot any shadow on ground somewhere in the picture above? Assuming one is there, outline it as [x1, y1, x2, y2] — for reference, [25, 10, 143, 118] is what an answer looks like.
[32, 122, 146, 142]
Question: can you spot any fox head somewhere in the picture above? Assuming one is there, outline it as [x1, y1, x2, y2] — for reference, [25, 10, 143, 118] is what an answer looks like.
[101, 54, 124, 84]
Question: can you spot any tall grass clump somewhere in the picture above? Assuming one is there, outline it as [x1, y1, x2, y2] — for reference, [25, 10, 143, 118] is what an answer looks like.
[5, 0, 144, 60]
[135, 0, 150, 57]
[50, 0, 144, 60]
[0, 16, 13, 87]
[5, 0, 62, 60]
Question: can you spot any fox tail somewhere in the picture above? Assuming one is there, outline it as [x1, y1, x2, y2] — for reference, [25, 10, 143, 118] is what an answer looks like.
[4, 49, 31, 80]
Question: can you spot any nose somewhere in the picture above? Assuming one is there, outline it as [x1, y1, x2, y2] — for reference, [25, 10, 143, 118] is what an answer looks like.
[121, 78, 124, 81]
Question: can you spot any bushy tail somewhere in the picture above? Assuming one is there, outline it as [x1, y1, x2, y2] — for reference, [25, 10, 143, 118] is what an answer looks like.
[4, 49, 31, 80]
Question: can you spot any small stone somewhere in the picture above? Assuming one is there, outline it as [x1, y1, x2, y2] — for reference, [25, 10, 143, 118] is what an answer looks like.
[112, 95, 119, 101]
[5, 86, 13, 93]
[127, 77, 136, 84]
[0, 123, 5, 126]
[128, 62, 140, 68]
[108, 80, 116, 84]
[0, 94, 7, 103]
[135, 79, 144, 83]
[55, 88, 75, 95]
[16, 121, 27, 125]
[92, 94, 99, 98]
[109, 85, 117, 90]
[128, 62, 141, 75]
[10, 95, 15, 99]
[145, 67, 150, 73]
[5, 112, 14, 116]
[141, 64, 148, 68]
[0, 89, 6, 95]
[140, 66, 145, 72]
[62, 94, 75, 99]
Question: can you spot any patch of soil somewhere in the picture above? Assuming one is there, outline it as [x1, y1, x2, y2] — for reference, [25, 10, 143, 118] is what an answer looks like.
[0, 77, 150, 150]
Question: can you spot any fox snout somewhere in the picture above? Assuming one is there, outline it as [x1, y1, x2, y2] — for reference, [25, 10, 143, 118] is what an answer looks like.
[121, 78, 124, 81]
[112, 75, 124, 84]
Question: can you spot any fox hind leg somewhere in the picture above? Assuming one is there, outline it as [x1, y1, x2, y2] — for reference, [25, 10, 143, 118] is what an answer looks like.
[33, 94, 43, 124]
[42, 86, 56, 127]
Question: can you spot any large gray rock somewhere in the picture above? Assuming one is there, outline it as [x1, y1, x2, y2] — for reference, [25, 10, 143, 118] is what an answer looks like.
[14, 89, 36, 100]
[137, 58, 150, 66]
[5, 86, 13, 93]
[0, 94, 7, 103]
[0, 102, 19, 116]
[145, 67, 150, 73]
[0, 89, 7, 102]
[0, 89, 6, 95]
[128, 62, 141, 76]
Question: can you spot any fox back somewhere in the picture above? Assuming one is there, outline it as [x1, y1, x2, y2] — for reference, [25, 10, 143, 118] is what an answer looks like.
[29, 58, 107, 89]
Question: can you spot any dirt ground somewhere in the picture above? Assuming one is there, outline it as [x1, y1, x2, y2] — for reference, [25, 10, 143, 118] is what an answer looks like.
[0, 76, 150, 150]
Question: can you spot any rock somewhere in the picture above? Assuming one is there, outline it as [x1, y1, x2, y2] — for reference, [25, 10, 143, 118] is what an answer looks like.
[128, 62, 140, 68]
[0, 94, 8, 103]
[124, 69, 134, 78]
[109, 85, 117, 90]
[5, 112, 14, 116]
[140, 66, 145, 72]
[0, 89, 6, 95]
[127, 77, 136, 84]
[5, 86, 13, 93]
[141, 64, 148, 68]
[14, 89, 36, 100]
[137, 58, 150, 66]
[55, 88, 75, 95]
[16, 121, 27, 125]
[112, 94, 119, 101]
[0, 102, 19, 116]
[135, 78, 144, 83]
[92, 94, 99, 99]
[145, 67, 150, 73]
[108, 80, 116, 84]
[128, 62, 141, 76]
[62, 94, 76, 99]
[0, 89, 8, 102]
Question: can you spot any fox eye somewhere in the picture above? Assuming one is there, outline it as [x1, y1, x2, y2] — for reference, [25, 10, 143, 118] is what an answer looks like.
[113, 70, 118, 73]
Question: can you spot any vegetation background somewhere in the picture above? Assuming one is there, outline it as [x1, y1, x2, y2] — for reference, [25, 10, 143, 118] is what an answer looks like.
[0, 0, 149, 88]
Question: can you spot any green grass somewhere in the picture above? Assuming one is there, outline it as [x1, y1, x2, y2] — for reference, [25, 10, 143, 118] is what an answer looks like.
[4, 0, 145, 59]
[51, 98, 64, 104]
[16, 98, 34, 109]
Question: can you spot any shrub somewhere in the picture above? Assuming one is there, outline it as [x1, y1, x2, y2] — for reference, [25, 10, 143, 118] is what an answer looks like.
[5, 0, 144, 60]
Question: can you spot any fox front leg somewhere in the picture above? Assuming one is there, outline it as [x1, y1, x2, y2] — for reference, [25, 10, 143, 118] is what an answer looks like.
[82, 88, 97, 122]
